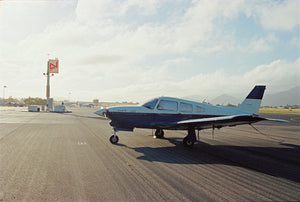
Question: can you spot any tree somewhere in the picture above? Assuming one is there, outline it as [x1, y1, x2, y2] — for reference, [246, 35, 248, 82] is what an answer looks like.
[93, 99, 99, 105]
[23, 97, 46, 105]
[226, 103, 236, 107]
[7, 96, 19, 103]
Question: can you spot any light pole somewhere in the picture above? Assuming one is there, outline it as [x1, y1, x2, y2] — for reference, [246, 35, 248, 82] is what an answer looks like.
[3, 85, 7, 103]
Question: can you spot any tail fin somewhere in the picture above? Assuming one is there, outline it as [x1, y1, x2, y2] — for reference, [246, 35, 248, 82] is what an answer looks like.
[236, 85, 266, 114]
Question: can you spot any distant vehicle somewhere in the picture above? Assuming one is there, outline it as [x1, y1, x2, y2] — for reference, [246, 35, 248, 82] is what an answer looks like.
[81, 104, 94, 108]
[28, 105, 40, 112]
[95, 86, 287, 147]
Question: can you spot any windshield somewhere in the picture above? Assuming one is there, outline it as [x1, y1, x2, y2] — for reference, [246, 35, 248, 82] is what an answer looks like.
[142, 98, 158, 109]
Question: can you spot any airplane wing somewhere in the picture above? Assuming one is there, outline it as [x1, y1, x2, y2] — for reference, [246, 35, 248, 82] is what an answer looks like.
[154, 114, 288, 130]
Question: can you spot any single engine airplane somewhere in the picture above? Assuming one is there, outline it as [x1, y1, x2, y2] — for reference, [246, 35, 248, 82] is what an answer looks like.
[95, 85, 287, 147]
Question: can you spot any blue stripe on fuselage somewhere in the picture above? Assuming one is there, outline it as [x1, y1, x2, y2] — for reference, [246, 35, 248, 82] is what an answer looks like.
[107, 112, 219, 130]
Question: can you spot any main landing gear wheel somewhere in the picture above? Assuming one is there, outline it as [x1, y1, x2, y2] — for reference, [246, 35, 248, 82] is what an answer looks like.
[183, 137, 194, 147]
[155, 129, 164, 138]
[183, 129, 196, 147]
[109, 135, 119, 144]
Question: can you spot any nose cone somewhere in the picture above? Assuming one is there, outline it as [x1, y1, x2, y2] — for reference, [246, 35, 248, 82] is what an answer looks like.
[94, 108, 107, 116]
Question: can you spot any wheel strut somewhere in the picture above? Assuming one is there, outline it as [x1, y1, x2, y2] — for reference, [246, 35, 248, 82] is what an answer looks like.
[109, 130, 119, 144]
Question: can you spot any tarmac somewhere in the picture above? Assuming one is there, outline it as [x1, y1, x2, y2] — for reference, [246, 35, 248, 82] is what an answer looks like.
[0, 107, 299, 201]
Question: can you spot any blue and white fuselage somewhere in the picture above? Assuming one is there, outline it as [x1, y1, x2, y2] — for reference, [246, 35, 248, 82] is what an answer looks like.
[97, 97, 253, 131]
[95, 86, 287, 147]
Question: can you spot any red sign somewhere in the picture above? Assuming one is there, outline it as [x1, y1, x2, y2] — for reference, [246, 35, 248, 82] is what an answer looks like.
[48, 59, 59, 73]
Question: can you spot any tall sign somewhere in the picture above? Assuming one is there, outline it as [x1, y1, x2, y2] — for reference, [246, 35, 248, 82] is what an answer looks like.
[45, 58, 59, 111]
[48, 59, 59, 73]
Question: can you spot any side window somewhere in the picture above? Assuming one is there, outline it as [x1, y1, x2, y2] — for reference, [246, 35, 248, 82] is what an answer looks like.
[157, 100, 178, 111]
[195, 105, 205, 113]
[180, 102, 193, 113]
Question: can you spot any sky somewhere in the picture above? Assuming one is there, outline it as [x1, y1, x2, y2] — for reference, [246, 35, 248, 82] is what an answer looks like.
[0, 0, 299, 103]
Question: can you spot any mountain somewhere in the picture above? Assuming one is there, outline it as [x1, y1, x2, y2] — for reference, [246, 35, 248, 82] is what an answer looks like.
[181, 95, 206, 103]
[182, 94, 240, 105]
[210, 94, 240, 105]
[183, 86, 300, 107]
[262, 86, 300, 106]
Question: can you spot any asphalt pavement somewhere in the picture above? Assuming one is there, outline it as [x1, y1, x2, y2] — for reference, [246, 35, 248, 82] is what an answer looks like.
[0, 107, 299, 201]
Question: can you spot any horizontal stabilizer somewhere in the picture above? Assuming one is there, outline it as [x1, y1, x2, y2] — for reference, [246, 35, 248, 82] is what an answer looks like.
[263, 118, 289, 123]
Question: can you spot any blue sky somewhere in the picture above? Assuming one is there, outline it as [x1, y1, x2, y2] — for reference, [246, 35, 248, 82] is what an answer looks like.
[0, 0, 299, 102]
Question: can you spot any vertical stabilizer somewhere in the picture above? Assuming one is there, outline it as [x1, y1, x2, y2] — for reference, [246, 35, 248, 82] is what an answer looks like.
[236, 86, 266, 114]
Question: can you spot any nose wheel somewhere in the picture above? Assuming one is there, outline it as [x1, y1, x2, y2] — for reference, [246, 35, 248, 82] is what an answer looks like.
[109, 131, 119, 144]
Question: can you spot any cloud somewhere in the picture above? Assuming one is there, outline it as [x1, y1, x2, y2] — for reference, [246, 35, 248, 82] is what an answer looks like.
[0, 0, 77, 42]
[75, 0, 160, 24]
[79, 55, 123, 65]
[120, 0, 161, 16]
[0, 0, 298, 102]
[73, 0, 247, 56]
[76, 58, 299, 102]
[247, 34, 278, 52]
[256, 0, 300, 31]
[290, 36, 300, 47]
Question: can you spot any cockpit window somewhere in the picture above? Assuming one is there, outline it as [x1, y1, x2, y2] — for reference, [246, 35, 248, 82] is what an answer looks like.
[142, 98, 158, 109]
[157, 100, 178, 111]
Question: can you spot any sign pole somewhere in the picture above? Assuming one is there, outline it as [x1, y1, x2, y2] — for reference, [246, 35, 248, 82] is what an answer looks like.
[44, 58, 58, 111]
[46, 61, 50, 111]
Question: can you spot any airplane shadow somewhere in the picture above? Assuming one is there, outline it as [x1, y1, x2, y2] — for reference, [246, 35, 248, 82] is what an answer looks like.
[127, 138, 300, 183]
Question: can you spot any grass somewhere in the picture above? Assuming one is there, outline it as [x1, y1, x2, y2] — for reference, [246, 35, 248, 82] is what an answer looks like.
[259, 107, 300, 114]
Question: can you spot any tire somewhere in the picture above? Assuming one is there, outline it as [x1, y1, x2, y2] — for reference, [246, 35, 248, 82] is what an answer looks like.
[109, 135, 119, 144]
[155, 129, 164, 138]
[183, 137, 194, 147]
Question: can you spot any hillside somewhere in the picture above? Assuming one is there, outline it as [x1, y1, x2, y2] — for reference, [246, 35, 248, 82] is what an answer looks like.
[262, 86, 300, 106]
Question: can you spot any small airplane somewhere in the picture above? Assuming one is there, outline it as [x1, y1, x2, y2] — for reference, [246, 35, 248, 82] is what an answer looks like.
[95, 85, 288, 147]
